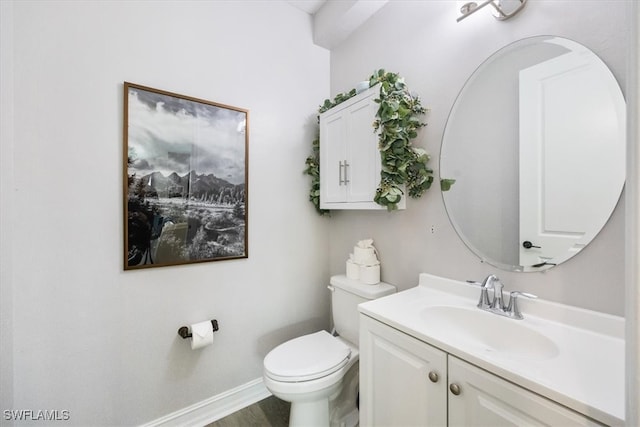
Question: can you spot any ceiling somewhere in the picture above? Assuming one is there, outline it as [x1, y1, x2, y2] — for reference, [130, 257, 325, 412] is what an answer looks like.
[287, 0, 326, 15]
[285, 0, 388, 49]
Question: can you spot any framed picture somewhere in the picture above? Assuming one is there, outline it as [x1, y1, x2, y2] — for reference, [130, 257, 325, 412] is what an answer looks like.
[123, 82, 248, 270]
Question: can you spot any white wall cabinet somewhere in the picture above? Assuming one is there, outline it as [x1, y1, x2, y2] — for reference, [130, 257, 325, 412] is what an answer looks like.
[359, 315, 603, 427]
[319, 84, 405, 210]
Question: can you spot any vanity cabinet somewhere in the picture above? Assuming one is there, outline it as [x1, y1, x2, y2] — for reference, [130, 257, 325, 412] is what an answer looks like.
[447, 356, 603, 426]
[319, 84, 405, 210]
[359, 315, 603, 427]
[359, 312, 447, 426]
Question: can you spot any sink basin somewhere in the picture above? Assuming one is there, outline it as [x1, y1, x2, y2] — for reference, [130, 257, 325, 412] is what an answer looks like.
[421, 305, 559, 360]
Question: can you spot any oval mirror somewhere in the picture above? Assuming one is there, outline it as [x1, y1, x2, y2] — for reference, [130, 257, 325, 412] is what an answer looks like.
[440, 36, 626, 272]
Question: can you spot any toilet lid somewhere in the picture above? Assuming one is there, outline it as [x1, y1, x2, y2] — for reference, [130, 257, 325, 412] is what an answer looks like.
[264, 331, 351, 382]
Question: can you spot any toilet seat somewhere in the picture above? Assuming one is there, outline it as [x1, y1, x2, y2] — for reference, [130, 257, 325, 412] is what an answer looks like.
[264, 331, 351, 382]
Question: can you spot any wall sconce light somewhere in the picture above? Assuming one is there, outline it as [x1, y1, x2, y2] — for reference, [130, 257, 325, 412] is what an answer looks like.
[457, 0, 527, 22]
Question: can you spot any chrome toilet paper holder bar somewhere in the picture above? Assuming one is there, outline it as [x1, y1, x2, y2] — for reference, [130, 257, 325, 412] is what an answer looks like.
[178, 320, 219, 339]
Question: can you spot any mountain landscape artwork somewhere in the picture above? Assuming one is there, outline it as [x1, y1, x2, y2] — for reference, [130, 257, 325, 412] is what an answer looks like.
[123, 83, 248, 269]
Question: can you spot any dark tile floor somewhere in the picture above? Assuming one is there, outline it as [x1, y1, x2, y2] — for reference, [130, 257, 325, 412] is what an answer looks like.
[207, 395, 290, 427]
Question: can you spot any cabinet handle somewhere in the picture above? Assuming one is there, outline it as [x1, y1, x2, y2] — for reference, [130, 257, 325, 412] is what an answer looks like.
[449, 383, 461, 396]
[428, 371, 439, 383]
[338, 161, 345, 185]
[343, 160, 350, 184]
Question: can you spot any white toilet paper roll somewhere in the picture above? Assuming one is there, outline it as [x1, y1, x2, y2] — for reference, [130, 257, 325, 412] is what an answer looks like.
[346, 259, 360, 280]
[353, 246, 376, 264]
[359, 264, 381, 285]
[190, 320, 214, 350]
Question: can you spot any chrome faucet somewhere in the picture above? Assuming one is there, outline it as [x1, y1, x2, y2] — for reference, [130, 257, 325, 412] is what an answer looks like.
[474, 274, 502, 309]
[469, 274, 537, 320]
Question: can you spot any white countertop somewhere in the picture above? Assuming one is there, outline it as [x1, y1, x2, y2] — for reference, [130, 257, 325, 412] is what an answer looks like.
[358, 273, 625, 426]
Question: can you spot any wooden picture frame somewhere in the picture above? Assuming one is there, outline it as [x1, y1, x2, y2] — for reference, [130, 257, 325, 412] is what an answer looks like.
[123, 82, 248, 269]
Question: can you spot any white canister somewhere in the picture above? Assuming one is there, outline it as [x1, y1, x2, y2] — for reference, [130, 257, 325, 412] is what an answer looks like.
[359, 264, 380, 285]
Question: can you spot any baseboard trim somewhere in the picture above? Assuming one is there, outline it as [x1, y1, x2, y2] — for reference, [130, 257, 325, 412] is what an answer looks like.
[141, 378, 271, 427]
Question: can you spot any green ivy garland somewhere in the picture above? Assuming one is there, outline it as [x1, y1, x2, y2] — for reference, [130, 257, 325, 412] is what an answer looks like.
[304, 69, 433, 213]
[303, 134, 325, 214]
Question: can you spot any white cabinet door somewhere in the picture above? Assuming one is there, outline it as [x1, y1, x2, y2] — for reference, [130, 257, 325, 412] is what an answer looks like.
[360, 315, 447, 427]
[320, 110, 348, 203]
[344, 96, 380, 203]
[448, 356, 603, 426]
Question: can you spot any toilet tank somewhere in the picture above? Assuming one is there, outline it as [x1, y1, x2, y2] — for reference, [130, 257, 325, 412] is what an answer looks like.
[330, 275, 396, 346]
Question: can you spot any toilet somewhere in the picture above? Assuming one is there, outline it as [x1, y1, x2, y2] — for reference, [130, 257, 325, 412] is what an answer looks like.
[263, 275, 396, 427]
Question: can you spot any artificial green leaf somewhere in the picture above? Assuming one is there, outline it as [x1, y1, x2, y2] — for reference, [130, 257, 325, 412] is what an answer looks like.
[440, 178, 456, 192]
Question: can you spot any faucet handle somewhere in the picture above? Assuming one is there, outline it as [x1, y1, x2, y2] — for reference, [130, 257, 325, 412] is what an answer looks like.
[511, 291, 537, 299]
[467, 280, 492, 308]
[489, 279, 505, 310]
[506, 291, 538, 319]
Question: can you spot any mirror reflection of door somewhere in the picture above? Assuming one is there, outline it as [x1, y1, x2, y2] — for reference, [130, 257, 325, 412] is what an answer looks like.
[518, 40, 625, 268]
[440, 36, 626, 272]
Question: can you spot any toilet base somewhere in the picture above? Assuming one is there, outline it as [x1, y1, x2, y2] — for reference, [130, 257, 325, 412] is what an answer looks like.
[329, 361, 359, 427]
[290, 398, 330, 427]
[265, 361, 360, 427]
[263, 336, 360, 427]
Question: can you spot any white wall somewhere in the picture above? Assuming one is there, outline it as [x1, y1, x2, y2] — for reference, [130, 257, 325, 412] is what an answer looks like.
[328, 0, 630, 315]
[1, 0, 16, 420]
[625, 3, 640, 424]
[0, 1, 330, 425]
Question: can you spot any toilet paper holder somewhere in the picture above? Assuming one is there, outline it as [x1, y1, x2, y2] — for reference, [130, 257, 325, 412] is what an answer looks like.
[178, 320, 219, 339]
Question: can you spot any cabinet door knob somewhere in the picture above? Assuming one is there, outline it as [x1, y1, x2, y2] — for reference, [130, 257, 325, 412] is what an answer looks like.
[449, 383, 461, 395]
[428, 371, 439, 383]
